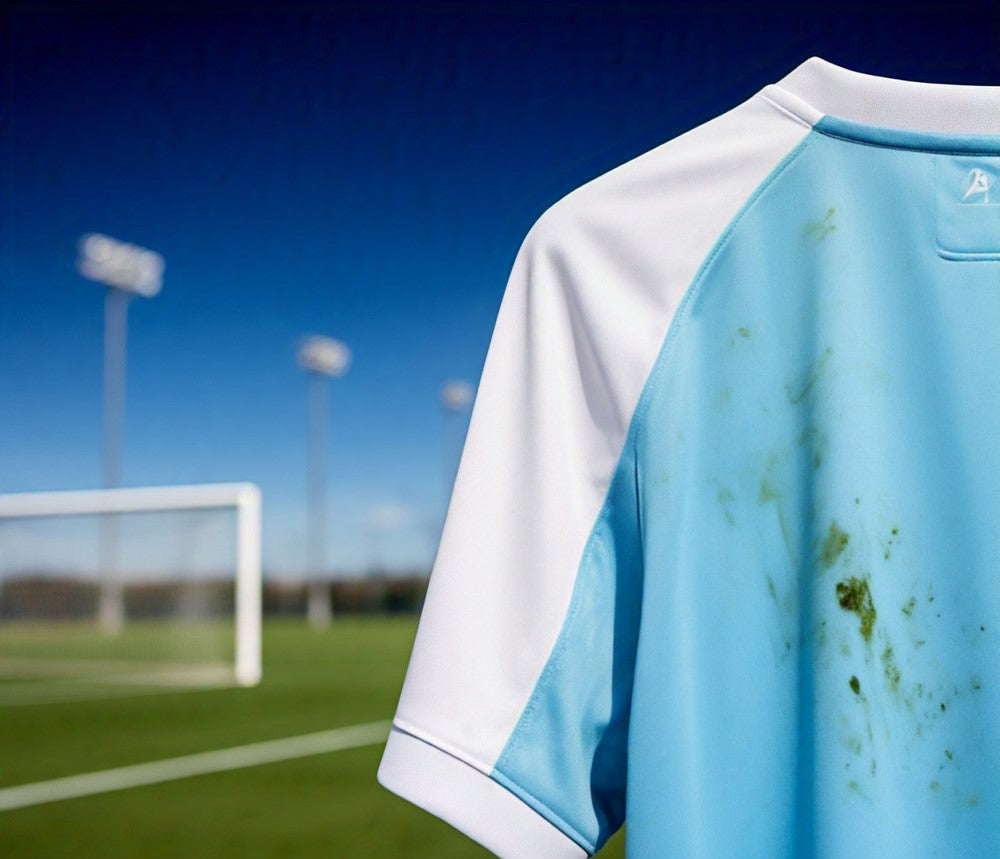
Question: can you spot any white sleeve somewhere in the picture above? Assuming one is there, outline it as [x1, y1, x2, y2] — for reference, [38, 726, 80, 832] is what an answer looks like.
[377, 206, 647, 857]
[377, 88, 811, 858]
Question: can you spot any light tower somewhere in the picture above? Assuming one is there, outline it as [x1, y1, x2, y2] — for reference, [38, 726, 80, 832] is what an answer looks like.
[297, 334, 351, 628]
[77, 233, 164, 633]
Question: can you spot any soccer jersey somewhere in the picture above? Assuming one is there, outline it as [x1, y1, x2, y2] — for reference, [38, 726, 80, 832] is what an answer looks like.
[378, 57, 1000, 857]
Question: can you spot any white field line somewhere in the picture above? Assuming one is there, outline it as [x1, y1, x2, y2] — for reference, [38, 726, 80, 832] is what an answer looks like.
[0, 720, 391, 812]
[0, 660, 237, 707]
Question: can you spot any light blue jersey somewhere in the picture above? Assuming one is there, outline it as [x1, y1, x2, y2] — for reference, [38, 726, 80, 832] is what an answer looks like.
[379, 57, 1000, 857]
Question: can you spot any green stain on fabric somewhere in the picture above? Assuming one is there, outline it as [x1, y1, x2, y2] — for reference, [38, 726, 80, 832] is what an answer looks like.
[821, 521, 850, 568]
[803, 207, 837, 241]
[786, 346, 833, 404]
[836, 576, 876, 642]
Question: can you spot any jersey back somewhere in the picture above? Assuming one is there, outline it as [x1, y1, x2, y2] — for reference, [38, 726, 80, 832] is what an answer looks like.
[379, 57, 1000, 858]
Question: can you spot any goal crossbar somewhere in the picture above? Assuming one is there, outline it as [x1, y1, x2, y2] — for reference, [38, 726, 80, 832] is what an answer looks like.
[0, 482, 262, 687]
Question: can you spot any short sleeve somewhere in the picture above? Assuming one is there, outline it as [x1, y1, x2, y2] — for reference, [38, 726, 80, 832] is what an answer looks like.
[376, 83, 818, 857]
[377, 208, 646, 858]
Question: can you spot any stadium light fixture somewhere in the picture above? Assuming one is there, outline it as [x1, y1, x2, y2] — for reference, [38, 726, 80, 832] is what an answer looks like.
[297, 335, 351, 628]
[77, 233, 164, 634]
[78, 232, 164, 297]
[297, 335, 351, 377]
[440, 379, 474, 413]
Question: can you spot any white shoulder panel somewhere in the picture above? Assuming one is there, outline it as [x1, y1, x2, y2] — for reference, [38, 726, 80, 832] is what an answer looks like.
[387, 86, 811, 778]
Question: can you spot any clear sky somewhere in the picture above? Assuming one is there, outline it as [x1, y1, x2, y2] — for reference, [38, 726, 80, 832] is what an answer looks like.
[2, 3, 997, 578]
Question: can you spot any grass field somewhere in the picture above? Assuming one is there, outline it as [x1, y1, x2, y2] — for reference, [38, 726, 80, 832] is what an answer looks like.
[1, 617, 626, 857]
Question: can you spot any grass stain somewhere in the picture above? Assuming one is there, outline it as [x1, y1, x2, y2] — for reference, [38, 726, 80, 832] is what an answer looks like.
[716, 486, 736, 526]
[786, 346, 833, 405]
[881, 643, 902, 693]
[837, 576, 876, 642]
[822, 521, 850, 568]
[813, 619, 828, 646]
[883, 525, 900, 560]
[737, 326, 751, 338]
[944, 749, 953, 760]
[758, 478, 778, 504]
[849, 675, 861, 695]
[804, 207, 837, 241]
[797, 425, 828, 472]
[902, 597, 917, 618]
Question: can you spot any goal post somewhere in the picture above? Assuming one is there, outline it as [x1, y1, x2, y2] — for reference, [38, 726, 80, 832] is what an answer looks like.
[0, 482, 262, 690]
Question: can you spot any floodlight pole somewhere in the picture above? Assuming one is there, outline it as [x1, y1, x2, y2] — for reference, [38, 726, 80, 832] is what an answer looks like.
[306, 371, 331, 627]
[296, 335, 350, 630]
[97, 286, 131, 632]
[77, 232, 164, 635]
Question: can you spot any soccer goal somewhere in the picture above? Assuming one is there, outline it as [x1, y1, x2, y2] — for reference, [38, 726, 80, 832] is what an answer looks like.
[0, 483, 261, 704]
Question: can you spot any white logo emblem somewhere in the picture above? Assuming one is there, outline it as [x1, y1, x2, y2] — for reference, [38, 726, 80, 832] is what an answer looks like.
[962, 168, 991, 202]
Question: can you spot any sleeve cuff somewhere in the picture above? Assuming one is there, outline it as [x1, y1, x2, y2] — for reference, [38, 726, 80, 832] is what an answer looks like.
[377, 726, 588, 859]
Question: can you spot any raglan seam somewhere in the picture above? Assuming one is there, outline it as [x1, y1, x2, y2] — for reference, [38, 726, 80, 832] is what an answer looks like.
[632, 132, 815, 451]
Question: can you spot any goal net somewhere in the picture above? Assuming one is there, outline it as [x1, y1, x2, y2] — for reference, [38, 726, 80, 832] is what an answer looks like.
[0, 483, 261, 705]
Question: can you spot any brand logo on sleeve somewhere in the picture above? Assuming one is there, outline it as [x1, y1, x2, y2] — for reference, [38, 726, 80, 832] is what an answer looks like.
[961, 168, 992, 203]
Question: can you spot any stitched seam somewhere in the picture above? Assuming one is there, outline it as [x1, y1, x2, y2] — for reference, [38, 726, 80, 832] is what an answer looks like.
[812, 125, 1000, 156]
[389, 723, 595, 853]
[936, 247, 1000, 262]
[757, 92, 814, 130]
[633, 132, 814, 449]
[491, 769, 595, 853]
[392, 718, 494, 775]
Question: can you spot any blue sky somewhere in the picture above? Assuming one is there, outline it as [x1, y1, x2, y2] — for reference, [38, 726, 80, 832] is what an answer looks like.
[1, 4, 997, 577]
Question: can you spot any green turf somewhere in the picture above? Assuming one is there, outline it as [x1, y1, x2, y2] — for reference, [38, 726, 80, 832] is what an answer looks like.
[1, 617, 625, 858]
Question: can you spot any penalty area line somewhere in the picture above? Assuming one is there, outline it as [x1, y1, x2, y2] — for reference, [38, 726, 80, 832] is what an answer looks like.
[0, 719, 392, 812]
